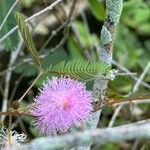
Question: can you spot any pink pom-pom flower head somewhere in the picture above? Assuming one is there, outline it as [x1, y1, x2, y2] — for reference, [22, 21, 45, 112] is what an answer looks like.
[31, 76, 93, 135]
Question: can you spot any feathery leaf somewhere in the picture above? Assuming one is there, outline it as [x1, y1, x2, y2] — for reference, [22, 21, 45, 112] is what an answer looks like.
[14, 12, 41, 69]
[47, 59, 111, 80]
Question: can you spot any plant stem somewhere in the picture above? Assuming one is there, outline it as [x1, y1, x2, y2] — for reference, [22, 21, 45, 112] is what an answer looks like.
[23, 119, 150, 150]
[1, 38, 23, 121]
[0, 111, 33, 117]
[18, 72, 43, 102]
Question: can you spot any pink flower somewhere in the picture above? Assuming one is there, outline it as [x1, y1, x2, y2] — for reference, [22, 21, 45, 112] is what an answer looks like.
[31, 76, 92, 135]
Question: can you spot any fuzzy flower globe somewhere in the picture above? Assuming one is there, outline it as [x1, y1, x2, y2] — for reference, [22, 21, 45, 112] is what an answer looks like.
[31, 76, 92, 135]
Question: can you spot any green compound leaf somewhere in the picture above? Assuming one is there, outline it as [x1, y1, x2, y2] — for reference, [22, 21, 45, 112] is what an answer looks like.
[47, 59, 111, 80]
[14, 12, 41, 69]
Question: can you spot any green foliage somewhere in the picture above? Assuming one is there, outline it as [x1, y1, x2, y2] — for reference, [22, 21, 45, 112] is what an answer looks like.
[0, 0, 19, 50]
[14, 59, 37, 77]
[113, 0, 150, 80]
[73, 21, 99, 49]
[67, 36, 84, 59]
[14, 49, 67, 77]
[122, 0, 150, 35]
[108, 76, 133, 96]
[138, 24, 150, 35]
[14, 12, 41, 69]
[20, 0, 36, 8]
[141, 144, 150, 150]
[47, 59, 111, 80]
[29, 127, 41, 137]
[100, 143, 119, 150]
[88, 0, 105, 21]
[114, 24, 143, 69]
